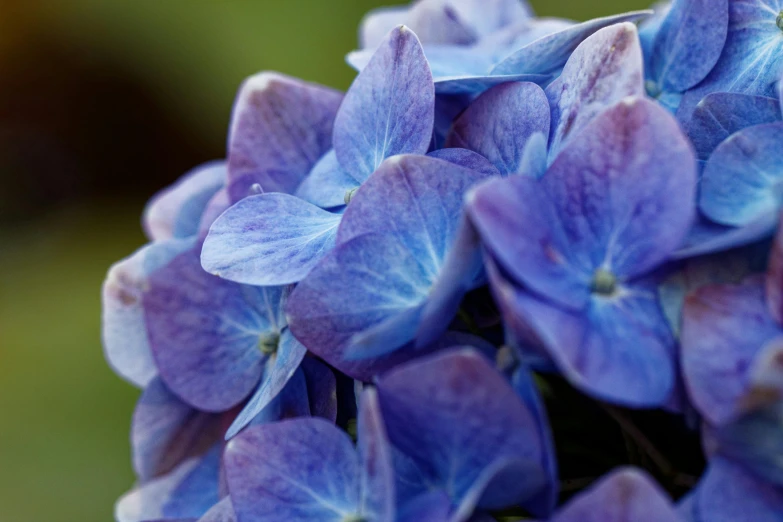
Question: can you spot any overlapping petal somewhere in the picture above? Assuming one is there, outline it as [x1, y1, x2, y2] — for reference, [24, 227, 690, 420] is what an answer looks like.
[201, 193, 341, 286]
[226, 72, 342, 202]
[334, 26, 435, 183]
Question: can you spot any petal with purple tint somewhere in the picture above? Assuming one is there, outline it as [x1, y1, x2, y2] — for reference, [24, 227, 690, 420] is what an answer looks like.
[684, 92, 781, 161]
[375, 349, 551, 520]
[102, 237, 196, 387]
[146, 247, 288, 412]
[699, 123, 783, 227]
[491, 11, 651, 76]
[495, 275, 676, 407]
[132, 377, 224, 482]
[359, 6, 409, 48]
[116, 445, 222, 522]
[678, 0, 783, 119]
[197, 498, 235, 522]
[356, 388, 395, 521]
[426, 148, 500, 177]
[768, 218, 783, 323]
[550, 468, 681, 522]
[224, 329, 308, 439]
[681, 276, 782, 425]
[334, 26, 434, 183]
[649, 0, 728, 93]
[690, 458, 783, 522]
[673, 212, 779, 259]
[468, 98, 696, 310]
[294, 150, 359, 209]
[197, 188, 231, 239]
[201, 193, 341, 286]
[225, 418, 363, 522]
[143, 161, 226, 241]
[545, 23, 645, 162]
[300, 357, 338, 422]
[226, 72, 342, 202]
[286, 232, 432, 374]
[445, 82, 550, 175]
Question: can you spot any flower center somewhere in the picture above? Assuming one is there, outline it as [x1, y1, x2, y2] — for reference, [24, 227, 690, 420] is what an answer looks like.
[777, 11, 783, 31]
[258, 332, 280, 355]
[645, 80, 662, 99]
[344, 187, 359, 205]
[591, 268, 618, 296]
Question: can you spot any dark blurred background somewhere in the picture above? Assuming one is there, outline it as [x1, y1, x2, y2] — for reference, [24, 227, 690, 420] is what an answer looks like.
[0, 1, 647, 520]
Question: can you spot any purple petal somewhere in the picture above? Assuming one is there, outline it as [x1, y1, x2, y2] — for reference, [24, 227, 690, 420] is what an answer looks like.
[445, 81, 550, 175]
[546, 23, 645, 162]
[224, 329, 308, 439]
[357, 389, 395, 521]
[201, 193, 341, 286]
[681, 276, 782, 425]
[301, 357, 338, 422]
[226, 72, 342, 202]
[102, 238, 196, 387]
[691, 458, 783, 522]
[334, 26, 434, 183]
[225, 418, 361, 522]
[426, 148, 500, 177]
[550, 468, 680, 522]
[294, 150, 359, 209]
[468, 97, 696, 310]
[286, 233, 432, 378]
[491, 12, 652, 76]
[143, 161, 226, 241]
[146, 247, 288, 411]
[132, 377, 224, 482]
[683, 93, 781, 161]
[649, 0, 728, 92]
[116, 445, 222, 522]
[376, 349, 551, 517]
[699, 123, 783, 227]
[673, 212, 778, 259]
[490, 267, 676, 406]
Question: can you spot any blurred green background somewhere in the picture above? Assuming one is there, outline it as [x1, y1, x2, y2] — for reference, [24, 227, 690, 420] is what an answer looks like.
[0, 1, 647, 520]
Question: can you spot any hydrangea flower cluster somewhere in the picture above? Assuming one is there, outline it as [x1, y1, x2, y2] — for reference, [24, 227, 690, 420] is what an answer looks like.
[102, 0, 783, 520]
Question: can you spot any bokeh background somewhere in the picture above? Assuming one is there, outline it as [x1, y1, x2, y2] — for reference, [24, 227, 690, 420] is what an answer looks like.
[0, 1, 648, 520]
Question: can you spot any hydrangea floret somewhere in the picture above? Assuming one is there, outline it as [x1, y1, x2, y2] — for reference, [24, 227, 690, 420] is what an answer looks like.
[102, 1, 783, 521]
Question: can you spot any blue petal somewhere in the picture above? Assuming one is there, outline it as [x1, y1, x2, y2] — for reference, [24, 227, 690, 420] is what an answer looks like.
[546, 23, 645, 162]
[491, 11, 652, 76]
[225, 418, 363, 522]
[286, 233, 432, 378]
[434, 72, 551, 96]
[376, 349, 551, 519]
[197, 498, 236, 522]
[224, 329, 308, 439]
[143, 161, 226, 241]
[649, 0, 728, 92]
[246, 366, 311, 427]
[132, 377, 224, 481]
[334, 26, 434, 183]
[197, 188, 231, 239]
[226, 72, 342, 202]
[684, 92, 781, 160]
[426, 148, 500, 177]
[396, 490, 452, 522]
[468, 97, 696, 310]
[681, 276, 782, 425]
[690, 458, 783, 522]
[294, 150, 359, 209]
[146, 246, 287, 411]
[490, 265, 676, 407]
[300, 358, 338, 422]
[678, 0, 783, 119]
[359, 6, 409, 48]
[116, 445, 222, 522]
[700, 123, 783, 227]
[518, 132, 548, 178]
[202, 193, 341, 286]
[674, 212, 778, 259]
[445, 81, 550, 175]
[550, 468, 680, 522]
[357, 388, 395, 521]
[102, 237, 196, 387]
